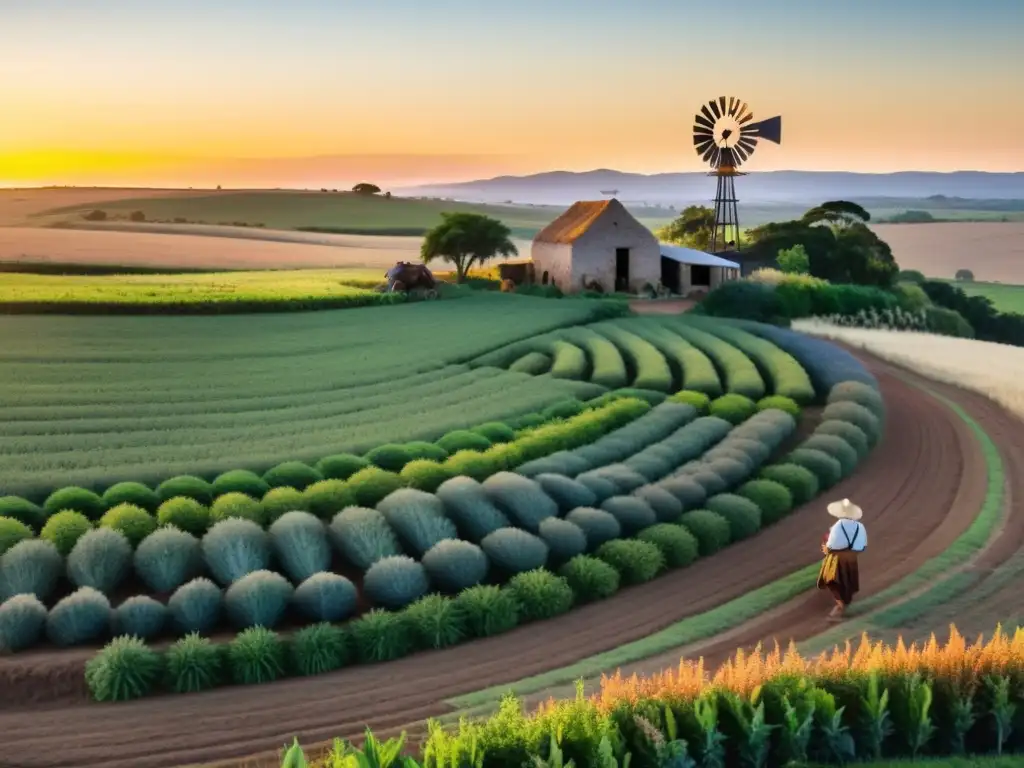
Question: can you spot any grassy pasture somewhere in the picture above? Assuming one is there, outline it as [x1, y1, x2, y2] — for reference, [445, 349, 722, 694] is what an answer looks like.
[943, 279, 1024, 312]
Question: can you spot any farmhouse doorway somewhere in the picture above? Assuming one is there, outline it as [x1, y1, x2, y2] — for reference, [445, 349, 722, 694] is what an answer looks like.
[615, 248, 630, 292]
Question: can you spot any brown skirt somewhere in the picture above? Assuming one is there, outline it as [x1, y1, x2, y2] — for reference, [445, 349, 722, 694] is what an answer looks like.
[816, 550, 860, 605]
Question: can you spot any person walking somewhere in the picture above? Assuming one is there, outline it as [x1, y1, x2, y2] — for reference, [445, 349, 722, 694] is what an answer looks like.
[816, 498, 867, 621]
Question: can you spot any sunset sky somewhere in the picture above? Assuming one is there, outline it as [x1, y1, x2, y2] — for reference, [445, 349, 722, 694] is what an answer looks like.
[2, 0, 1022, 187]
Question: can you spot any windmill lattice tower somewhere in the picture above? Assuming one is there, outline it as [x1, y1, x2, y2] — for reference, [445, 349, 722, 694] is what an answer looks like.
[693, 97, 782, 252]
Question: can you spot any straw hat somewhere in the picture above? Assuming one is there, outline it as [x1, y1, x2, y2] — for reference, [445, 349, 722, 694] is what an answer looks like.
[827, 498, 863, 521]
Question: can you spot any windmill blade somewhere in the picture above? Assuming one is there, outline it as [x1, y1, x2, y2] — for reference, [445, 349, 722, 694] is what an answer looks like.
[694, 112, 715, 131]
[700, 104, 716, 125]
[733, 143, 750, 163]
[693, 123, 715, 139]
[726, 96, 736, 116]
[737, 110, 754, 125]
[695, 138, 716, 156]
[746, 115, 782, 144]
[708, 99, 722, 119]
[711, 147, 722, 168]
[693, 130, 715, 145]
[694, 134, 715, 150]
[733, 102, 751, 122]
[718, 96, 728, 117]
[738, 136, 758, 154]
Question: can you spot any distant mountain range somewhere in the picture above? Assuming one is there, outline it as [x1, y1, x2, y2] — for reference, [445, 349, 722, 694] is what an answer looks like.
[395, 170, 1024, 206]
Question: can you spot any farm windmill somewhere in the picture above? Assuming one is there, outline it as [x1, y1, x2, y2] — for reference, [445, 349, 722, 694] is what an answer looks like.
[693, 97, 782, 252]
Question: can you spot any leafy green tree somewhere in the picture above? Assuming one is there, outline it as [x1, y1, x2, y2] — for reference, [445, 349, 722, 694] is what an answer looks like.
[955, 268, 974, 281]
[352, 182, 381, 195]
[421, 212, 518, 283]
[655, 205, 714, 250]
[801, 200, 871, 228]
[777, 244, 809, 274]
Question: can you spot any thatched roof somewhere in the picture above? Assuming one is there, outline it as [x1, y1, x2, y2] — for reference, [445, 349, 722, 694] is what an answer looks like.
[533, 199, 619, 244]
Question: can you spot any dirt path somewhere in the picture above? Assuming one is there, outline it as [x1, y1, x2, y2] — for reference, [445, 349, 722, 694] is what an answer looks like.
[0, 355, 1007, 768]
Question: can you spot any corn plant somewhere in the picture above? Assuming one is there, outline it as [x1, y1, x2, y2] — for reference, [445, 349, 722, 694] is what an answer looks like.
[809, 687, 855, 764]
[986, 675, 1016, 756]
[692, 694, 725, 768]
[780, 693, 814, 765]
[949, 691, 976, 756]
[633, 713, 694, 768]
[860, 671, 893, 760]
[904, 673, 936, 758]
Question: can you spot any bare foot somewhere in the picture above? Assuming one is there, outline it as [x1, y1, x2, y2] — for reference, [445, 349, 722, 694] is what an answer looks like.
[827, 605, 845, 622]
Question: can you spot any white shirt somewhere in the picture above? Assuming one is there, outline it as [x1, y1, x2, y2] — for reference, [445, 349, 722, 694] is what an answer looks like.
[826, 520, 866, 552]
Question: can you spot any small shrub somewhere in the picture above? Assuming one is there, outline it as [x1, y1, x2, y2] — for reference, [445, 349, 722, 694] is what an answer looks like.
[99, 503, 157, 547]
[43, 486, 105, 521]
[559, 555, 620, 602]
[658, 476, 708, 508]
[538, 517, 588, 563]
[350, 608, 413, 663]
[345, 467, 404, 508]
[600, 496, 658, 535]
[636, 524, 699, 568]
[435, 477, 510, 541]
[0, 593, 47, 652]
[377, 488, 458, 556]
[315, 453, 370, 480]
[574, 473, 619, 504]
[164, 632, 223, 693]
[482, 472, 559, 533]
[632, 486, 684, 523]
[687, 467, 728, 496]
[267, 510, 329, 582]
[709, 394, 757, 425]
[303, 479, 356, 520]
[436, 429, 492, 454]
[787, 448, 843, 489]
[224, 570, 294, 629]
[821, 400, 882, 445]
[209, 492, 266, 527]
[167, 577, 223, 634]
[736, 479, 794, 525]
[262, 461, 323, 491]
[759, 463, 820, 505]
[815, 419, 870, 459]
[40, 509, 93, 556]
[586, 464, 649, 494]
[443, 450, 499, 481]
[0, 496, 46, 531]
[595, 539, 665, 584]
[46, 586, 111, 646]
[564, 507, 622, 550]
[0, 516, 32, 556]
[756, 395, 801, 418]
[289, 622, 350, 676]
[534, 473, 597, 511]
[506, 569, 574, 621]
[455, 584, 519, 638]
[156, 497, 211, 536]
[133, 526, 201, 593]
[202, 518, 269, 586]
[0, 539, 62, 602]
[67, 528, 132, 594]
[86, 635, 164, 702]
[211, 470, 270, 500]
[826, 380, 885, 416]
[101, 482, 159, 513]
[228, 626, 285, 685]
[542, 398, 586, 420]
[421, 539, 489, 592]
[366, 443, 414, 472]
[261, 486, 308, 524]
[669, 390, 712, 413]
[328, 506, 401, 570]
[480, 527, 549, 574]
[293, 572, 358, 622]
[705, 494, 762, 541]
[403, 440, 449, 462]
[404, 593, 466, 650]
[156, 475, 213, 505]
[678, 509, 731, 556]
[399, 459, 454, 493]
[472, 422, 516, 443]
[803, 434, 859, 477]
[363, 555, 430, 609]
[112, 595, 168, 639]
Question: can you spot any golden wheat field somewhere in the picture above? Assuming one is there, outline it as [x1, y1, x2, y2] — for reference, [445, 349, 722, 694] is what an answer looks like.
[872, 222, 1024, 284]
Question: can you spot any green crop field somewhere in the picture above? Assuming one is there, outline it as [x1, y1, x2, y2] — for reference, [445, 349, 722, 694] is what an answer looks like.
[942, 279, 1024, 312]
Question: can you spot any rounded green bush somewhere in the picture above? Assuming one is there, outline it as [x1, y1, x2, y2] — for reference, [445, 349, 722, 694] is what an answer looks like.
[377, 488, 458, 557]
[435, 476, 509, 541]
[443, 450, 499, 481]
[261, 486, 308, 524]
[328, 506, 401, 571]
[600, 496, 658, 535]
[705, 456, 750, 486]
[826, 380, 884, 417]
[815, 419, 870, 460]
[631, 486, 684, 523]
[47, 586, 111, 647]
[289, 622, 350, 677]
[637, 524, 699, 568]
[759, 463, 819, 505]
[365, 443, 414, 473]
[586, 465, 649, 494]
[293, 572, 358, 622]
[472, 422, 516, 444]
[165, 632, 223, 693]
[705, 494, 762, 541]
[658, 476, 708, 509]
[537, 517, 588, 563]
[210, 492, 266, 527]
[314, 453, 370, 481]
[703, 445, 756, 472]
[350, 608, 413, 663]
[224, 570, 294, 629]
[403, 441, 450, 463]
[202, 518, 270, 586]
[678, 509, 731, 556]
[262, 461, 322, 491]
[534, 473, 597, 511]
[736, 479, 794, 525]
[574, 473, 619, 504]
[99, 503, 157, 547]
[0, 593, 47, 652]
[168, 577, 223, 634]
[821, 400, 882, 445]
[558, 555, 620, 602]
[404, 594, 467, 650]
[0, 516, 33, 557]
[345, 467, 404, 508]
[436, 429, 492, 454]
[399, 459, 454, 493]
[803, 433, 859, 477]
[0, 539, 62, 602]
[302, 479, 356, 521]
[506, 569, 574, 621]
[269, 510, 330, 583]
[0, 496, 46, 531]
[421, 538, 489, 592]
[211, 470, 270, 500]
[510, 412, 546, 430]
[40, 509, 93, 557]
[687, 467, 728, 496]
[43, 486, 105, 521]
[709, 393, 757, 425]
[156, 497, 211, 536]
[482, 472, 558, 533]
[67, 528, 132, 595]
[669, 390, 712, 414]
[227, 626, 285, 685]
[133, 526, 201, 593]
[101, 482, 159, 513]
[541, 398, 586, 421]
[156, 475, 213, 505]
[455, 584, 519, 638]
[363, 554, 430, 609]
[480, 527, 549, 574]
[756, 395, 801, 418]
[112, 595, 167, 639]
[86, 635, 164, 702]
[726, 436, 773, 466]
[564, 507, 622, 551]
[595, 539, 665, 584]
[788, 447, 843, 489]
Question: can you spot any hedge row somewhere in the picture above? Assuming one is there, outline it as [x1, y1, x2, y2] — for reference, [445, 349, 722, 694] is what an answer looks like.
[662, 319, 767, 400]
[620, 319, 724, 397]
[588, 322, 675, 392]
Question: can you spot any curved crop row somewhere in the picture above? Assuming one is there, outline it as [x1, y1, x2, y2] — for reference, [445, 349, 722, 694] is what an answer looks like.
[558, 327, 629, 389]
[547, 340, 588, 379]
[588, 322, 674, 392]
[619, 318, 723, 396]
[656, 318, 766, 399]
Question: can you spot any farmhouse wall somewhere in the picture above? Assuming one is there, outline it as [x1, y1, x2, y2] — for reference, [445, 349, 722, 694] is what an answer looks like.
[571, 211, 661, 292]
[530, 241, 573, 289]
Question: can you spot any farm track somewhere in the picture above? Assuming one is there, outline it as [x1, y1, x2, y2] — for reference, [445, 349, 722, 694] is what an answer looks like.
[0, 352, 1013, 768]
